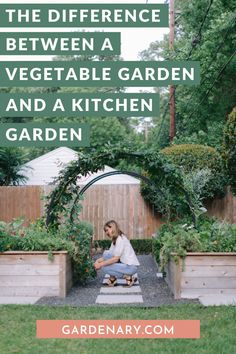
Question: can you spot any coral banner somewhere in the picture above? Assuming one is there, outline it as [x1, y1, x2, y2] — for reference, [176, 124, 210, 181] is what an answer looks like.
[37, 320, 200, 339]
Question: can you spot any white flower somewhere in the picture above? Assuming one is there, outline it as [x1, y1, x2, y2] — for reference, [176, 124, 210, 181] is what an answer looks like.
[187, 224, 194, 230]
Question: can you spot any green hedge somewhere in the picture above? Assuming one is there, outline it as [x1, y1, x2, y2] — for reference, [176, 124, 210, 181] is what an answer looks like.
[160, 144, 227, 199]
[141, 144, 228, 221]
[93, 238, 153, 255]
[222, 107, 236, 195]
[131, 239, 153, 254]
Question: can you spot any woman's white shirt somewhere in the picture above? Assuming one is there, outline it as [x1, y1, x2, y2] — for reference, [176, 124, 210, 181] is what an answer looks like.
[109, 235, 140, 266]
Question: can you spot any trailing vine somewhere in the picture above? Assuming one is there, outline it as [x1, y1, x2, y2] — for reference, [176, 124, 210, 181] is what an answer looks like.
[45, 145, 195, 229]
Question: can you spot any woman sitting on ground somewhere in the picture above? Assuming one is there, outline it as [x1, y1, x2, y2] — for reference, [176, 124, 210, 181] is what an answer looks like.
[94, 220, 140, 287]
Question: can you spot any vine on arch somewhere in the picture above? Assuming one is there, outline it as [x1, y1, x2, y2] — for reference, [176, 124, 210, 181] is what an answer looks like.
[45, 145, 195, 229]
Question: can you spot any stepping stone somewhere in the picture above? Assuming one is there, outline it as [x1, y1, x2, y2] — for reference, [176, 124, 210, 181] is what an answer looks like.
[0, 297, 40, 305]
[100, 285, 141, 294]
[96, 294, 143, 304]
[199, 295, 236, 306]
[103, 278, 139, 285]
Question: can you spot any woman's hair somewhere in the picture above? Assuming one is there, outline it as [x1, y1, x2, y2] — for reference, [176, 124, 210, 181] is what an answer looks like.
[103, 220, 123, 245]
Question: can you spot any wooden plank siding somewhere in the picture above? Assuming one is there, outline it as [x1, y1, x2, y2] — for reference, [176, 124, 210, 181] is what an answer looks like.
[206, 189, 236, 223]
[0, 251, 71, 298]
[0, 185, 162, 239]
[79, 184, 162, 239]
[0, 186, 42, 225]
[165, 253, 236, 299]
[0, 186, 236, 239]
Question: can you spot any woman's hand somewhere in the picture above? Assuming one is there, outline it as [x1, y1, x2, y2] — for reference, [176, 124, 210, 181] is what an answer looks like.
[94, 261, 103, 270]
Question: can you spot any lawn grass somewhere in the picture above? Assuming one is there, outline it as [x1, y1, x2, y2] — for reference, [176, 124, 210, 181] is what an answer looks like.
[0, 304, 236, 354]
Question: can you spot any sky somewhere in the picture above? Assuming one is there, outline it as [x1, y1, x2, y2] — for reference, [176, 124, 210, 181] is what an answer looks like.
[0, 0, 169, 61]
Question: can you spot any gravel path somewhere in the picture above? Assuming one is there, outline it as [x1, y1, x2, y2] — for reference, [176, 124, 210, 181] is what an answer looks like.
[36, 255, 199, 307]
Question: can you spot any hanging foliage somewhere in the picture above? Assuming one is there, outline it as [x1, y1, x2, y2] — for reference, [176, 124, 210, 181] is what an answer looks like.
[45, 145, 196, 229]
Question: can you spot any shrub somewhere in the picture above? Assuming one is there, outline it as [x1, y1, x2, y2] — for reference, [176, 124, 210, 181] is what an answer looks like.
[160, 144, 227, 200]
[93, 238, 153, 254]
[66, 220, 95, 284]
[130, 239, 153, 254]
[93, 239, 111, 251]
[76, 220, 94, 236]
[141, 144, 227, 222]
[0, 148, 28, 186]
[153, 217, 236, 271]
[222, 107, 236, 195]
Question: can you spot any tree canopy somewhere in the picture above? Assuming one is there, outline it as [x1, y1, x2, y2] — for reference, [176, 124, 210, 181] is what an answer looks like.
[140, 0, 236, 149]
[0, 148, 28, 186]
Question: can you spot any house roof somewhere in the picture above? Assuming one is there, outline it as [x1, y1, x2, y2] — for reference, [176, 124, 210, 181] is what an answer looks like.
[20, 147, 78, 185]
[23, 147, 78, 166]
[20, 147, 140, 185]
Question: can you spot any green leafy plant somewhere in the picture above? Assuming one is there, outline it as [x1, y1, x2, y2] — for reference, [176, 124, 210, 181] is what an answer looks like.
[0, 216, 95, 284]
[140, 1, 236, 150]
[130, 239, 153, 254]
[93, 238, 153, 255]
[0, 148, 29, 186]
[222, 107, 236, 195]
[153, 217, 236, 271]
[0, 217, 25, 235]
[141, 144, 227, 223]
[161, 144, 227, 200]
[181, 168, 211, 227]
[45, 145, 195, 228]
[55, 203, 95, 284]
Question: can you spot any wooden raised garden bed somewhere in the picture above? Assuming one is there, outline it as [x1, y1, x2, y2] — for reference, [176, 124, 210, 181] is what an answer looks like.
[165, 252, 236, 299]
[0, 251, 72, 299]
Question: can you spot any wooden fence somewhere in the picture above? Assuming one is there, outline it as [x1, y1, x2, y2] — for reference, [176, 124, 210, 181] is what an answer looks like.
[79, 185, 162, 240]
[206, 190, 236, 224]
[0, 185, 162, 239]
[0, 186, 43, 225]
[0, 185, 236, 239]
